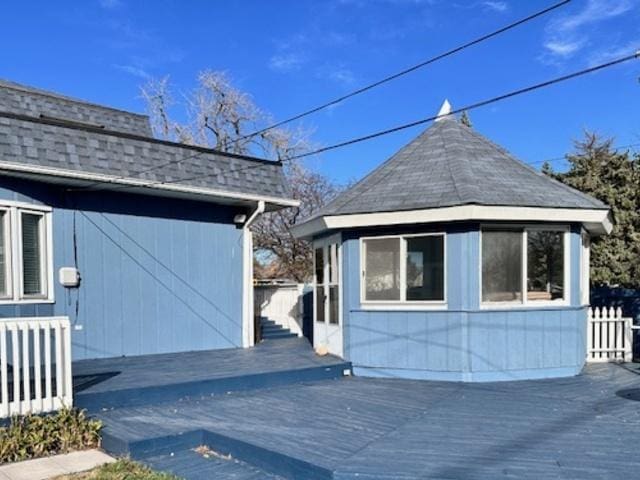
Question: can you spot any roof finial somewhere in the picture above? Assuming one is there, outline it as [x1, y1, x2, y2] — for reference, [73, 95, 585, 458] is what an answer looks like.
[434, 99, 452, 122]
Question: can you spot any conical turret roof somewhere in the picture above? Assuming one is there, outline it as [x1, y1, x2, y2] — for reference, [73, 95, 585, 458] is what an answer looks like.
[310, 117, 605, 219]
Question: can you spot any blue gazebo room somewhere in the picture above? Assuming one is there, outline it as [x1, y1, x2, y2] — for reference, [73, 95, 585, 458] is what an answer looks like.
[292, 102, 612, 382]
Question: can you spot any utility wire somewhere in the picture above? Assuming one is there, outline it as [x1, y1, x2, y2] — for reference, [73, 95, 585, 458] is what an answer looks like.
[76, 50, 639, 193]
[284, 51, 640, 162]
[231, 0, 572, 143]
[69, 0, 571, 193]
[529, 142, 640, 166]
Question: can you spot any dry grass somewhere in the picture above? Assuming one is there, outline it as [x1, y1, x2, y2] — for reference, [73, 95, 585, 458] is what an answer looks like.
[53, 459, 179, 480]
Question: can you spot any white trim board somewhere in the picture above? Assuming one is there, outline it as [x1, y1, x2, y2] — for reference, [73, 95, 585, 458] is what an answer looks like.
[0, 161, 299, 210]
[292, 205, 612, 238]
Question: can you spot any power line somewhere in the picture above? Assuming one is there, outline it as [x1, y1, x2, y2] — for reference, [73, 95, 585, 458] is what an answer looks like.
[284, 51, 640, 162]
[74, 50, 638, 193]
[231, 0, 572, 143]
[529, 142, 640, 167]
[71, 0, 571, 193]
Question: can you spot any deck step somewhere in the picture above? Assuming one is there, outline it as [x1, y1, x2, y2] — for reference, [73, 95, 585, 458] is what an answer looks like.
[262, 332, 298, 340]
[103, 428, 332, 480]
[75, 338, 351, 412]
[261, 324, 288, 332]
[259, 318, 300, 342]
[141, 446, 283, 480]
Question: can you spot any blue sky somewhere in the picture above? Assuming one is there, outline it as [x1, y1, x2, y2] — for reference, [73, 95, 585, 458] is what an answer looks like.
[0, 0, 638, 185]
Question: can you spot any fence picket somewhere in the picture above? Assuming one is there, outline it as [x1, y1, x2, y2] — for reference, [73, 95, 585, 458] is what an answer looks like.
[33, 322, 42, 413]
[0, 317, 73, 418]
[44, 321, 53, 411]
[593, 307, 602, 360]
[587, 307, 633, 363]
[10, 326, 19, 415]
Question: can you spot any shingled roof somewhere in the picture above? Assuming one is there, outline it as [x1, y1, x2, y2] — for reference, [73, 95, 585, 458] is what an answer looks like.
[319, 117, 605, 217]
[0, 79, 152, 136]
[0, 80, 295, 209]
[293, 109, 610, 237]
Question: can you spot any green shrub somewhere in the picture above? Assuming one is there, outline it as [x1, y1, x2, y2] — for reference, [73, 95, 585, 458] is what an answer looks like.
[0, 408, 102, 464]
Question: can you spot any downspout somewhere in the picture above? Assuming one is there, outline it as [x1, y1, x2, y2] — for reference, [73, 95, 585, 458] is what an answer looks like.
[242, 200, 265, 348]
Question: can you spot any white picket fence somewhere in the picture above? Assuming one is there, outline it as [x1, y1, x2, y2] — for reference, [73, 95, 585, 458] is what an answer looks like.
[0, 317, 73, 418]
[254, 284, 305, 337]
[587, 307, 633, 363]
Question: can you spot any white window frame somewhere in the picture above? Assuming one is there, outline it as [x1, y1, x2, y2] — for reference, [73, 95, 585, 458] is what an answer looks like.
[0, 200, 53, 305]
[360, 232, 447, 310]
[480, 224, 570, 309]
[313, 233, 343, 326]
[0, 207, 12, 300]
[580, 229, 590, 306]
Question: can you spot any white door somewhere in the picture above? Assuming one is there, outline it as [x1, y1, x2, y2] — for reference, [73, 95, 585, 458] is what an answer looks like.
[313, 236, 343, 357]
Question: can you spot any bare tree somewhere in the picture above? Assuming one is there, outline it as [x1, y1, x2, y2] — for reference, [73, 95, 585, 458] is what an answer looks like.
[253, 162, 340, 282]
[141, 71, 339, 282]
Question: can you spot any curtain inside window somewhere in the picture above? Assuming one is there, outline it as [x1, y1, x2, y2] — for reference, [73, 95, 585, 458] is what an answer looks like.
[22, 213, 42, 296]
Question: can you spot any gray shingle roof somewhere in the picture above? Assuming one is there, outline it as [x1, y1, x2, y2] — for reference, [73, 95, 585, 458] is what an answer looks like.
[0, 81, 292, 206]
[309, 117, 606, 219]
[0, 79, 152, 136]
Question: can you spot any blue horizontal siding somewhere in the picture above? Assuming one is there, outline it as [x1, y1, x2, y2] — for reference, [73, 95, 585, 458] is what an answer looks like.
[341, 223, 588, 381]
[0, 177, 244, 360]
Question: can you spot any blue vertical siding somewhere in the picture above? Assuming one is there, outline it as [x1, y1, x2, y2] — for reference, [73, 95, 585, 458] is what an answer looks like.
[341, 223, 587, 382]
[0, 177, 244, 360]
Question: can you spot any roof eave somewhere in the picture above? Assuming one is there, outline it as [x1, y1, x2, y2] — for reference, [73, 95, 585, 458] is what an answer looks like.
[0, 161, 299, 210]
[291, 204, 612, 239]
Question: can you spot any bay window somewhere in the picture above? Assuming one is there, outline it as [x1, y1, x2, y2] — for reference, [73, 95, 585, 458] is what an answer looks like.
[481, 226, 568, 305]
[0, 203, 52, 303]
[362, 233, 445, 305]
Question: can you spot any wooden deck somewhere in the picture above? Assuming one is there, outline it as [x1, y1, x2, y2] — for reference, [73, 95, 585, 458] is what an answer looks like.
[73, 337, 351, 411]
[93, 358, 640, 479]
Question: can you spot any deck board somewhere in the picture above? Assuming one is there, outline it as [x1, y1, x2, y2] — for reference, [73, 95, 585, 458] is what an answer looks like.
[74, 338, 341, 394]
[96, 363, 640, 479]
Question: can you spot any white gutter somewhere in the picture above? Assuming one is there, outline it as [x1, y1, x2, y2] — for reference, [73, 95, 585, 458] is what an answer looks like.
[242, 200, 265, 348]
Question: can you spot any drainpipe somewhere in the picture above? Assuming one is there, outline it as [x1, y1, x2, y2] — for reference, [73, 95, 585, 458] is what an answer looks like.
[242, 200, 265, 348]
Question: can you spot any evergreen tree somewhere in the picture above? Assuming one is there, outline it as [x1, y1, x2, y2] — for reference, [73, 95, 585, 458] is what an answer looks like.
[545, 133, 640, 287]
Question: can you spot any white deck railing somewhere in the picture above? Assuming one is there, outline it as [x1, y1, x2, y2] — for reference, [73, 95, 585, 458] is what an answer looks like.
[587, 307, 633, 363]
[0, 317, 73, 418]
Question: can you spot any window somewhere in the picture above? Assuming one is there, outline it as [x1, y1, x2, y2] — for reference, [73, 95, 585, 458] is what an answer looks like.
[21, 212, 46, 297]
[364, 237, 401, 301]
[0, 210, 9, 299]
[315, 247, 325, 323]
[482, 231, 522, 303]
[362, 234, 445, 304]
[406, 236, 444, 301]
[481, 227, 568, 305]
[0, 203, 52, 303]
